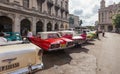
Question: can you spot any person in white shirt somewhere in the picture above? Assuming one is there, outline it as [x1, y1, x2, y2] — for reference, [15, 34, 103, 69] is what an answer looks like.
[0, 32, 7, 43]
[27, 30, 33, 37]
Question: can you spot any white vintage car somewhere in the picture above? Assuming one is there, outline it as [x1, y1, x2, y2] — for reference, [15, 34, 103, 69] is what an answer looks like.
[0, 38, 43, 74]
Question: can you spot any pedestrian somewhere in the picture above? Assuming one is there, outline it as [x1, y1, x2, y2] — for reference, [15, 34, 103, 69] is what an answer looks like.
[96, 29, 99, 39]
[102, 29, 105, 37]
[27, 30, 33, 38]
[0, 31, 7, 42]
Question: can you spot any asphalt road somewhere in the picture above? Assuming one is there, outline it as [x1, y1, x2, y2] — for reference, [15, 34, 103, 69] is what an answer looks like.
[36, 33, 120, 74]
[86, 33, 120, 74]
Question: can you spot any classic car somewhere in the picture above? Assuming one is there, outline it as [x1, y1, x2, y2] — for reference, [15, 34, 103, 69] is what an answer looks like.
[0, 37, 43, 74]
[28, 32, 74, 51]
[58, 31, 86, 45]
[86, 31, 96, 40]
[4, 32, 22, 41]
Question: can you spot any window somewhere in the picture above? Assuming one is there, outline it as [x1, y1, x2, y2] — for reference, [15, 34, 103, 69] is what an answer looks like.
[55, 0, 58, 4]
[102, 13, 104, 22]
[65, 1, 68, 10]
[37, 0, 42, 12]
[23, 0, 29, 8]
[48, 7, 52, 15]
[55, 10, 58, 16]
[61, 1, 63, 7]
[61, 12, 63, 18]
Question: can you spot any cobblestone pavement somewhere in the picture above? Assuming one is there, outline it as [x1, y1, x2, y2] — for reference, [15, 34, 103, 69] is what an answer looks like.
[36, 33, 120, 74]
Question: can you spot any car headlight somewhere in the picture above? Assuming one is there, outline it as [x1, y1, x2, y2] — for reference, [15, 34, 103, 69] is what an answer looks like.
[67, 41, 74, 46]
[50, 44, 60, 49]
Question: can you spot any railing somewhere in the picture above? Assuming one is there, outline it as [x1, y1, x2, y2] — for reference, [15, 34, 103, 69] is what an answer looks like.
[55, 3, 60, 9]
[47, 0, 53, 4]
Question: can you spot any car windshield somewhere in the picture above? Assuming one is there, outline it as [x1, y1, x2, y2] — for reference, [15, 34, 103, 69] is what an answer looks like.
[61, 32, 73, 36]
[40, 33, 60, 39]
[47, 33, 60, 39]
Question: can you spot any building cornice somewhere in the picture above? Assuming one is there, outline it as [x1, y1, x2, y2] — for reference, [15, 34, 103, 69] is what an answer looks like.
[0, 2, 69, 23]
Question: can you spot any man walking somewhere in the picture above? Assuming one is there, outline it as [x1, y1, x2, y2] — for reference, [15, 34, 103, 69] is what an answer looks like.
[102, 29, 105, 37]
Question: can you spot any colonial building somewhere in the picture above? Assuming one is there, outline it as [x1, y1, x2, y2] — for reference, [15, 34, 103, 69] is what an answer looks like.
[0, 0, 69, 35]
[98, 0, 120, 32]
[69, 14, 80, 29]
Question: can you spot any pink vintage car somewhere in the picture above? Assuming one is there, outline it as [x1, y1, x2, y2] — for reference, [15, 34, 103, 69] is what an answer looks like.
[28, 32, 74, 51]
[58, 31, 86, 45]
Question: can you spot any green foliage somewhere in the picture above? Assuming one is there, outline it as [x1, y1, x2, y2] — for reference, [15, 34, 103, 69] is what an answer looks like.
[112, 14, 120, 28]
[79, 20, 83, 26]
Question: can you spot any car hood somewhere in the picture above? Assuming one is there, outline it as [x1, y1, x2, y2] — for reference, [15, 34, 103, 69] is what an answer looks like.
[60, 37, 73, 42]
[0, 43, 41, 73]
[72, 36, 83, 39]
[44, 38, 64, 44]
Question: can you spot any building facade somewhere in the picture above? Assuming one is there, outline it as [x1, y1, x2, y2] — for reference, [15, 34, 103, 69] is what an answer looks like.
[98, 0, 120, 32]
[0, 0, 69, 35]
[69, 14, 80, 29]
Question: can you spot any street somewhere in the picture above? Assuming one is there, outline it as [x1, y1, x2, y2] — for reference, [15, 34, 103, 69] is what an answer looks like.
[87, 33, 120, 74]
[36, 33, 120, 74]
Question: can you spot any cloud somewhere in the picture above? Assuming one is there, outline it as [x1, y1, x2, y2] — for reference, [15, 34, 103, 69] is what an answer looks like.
[69, 0, 120, 26]
[92, 5, 100, 14]
[73, 9, 83, 15]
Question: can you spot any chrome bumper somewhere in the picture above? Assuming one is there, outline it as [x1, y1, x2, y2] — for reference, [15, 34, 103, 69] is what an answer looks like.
[48, 44, 75, 51]
[9, 63, 43, 74]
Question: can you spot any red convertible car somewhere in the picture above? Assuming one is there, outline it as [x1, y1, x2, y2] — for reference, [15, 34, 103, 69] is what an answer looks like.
[28, 32, 74, 51]
[58, 31, 86, 45]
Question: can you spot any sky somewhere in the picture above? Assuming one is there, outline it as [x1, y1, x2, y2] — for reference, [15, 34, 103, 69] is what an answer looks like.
[69, 0, 120, 26]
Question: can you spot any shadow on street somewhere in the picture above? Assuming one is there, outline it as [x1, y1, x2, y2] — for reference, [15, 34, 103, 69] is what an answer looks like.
[42, 46, 90, 70]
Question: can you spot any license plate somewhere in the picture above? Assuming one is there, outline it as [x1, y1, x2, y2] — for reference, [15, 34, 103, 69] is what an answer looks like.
[0, 63, 20, 72]
[61, 44, 66, 48]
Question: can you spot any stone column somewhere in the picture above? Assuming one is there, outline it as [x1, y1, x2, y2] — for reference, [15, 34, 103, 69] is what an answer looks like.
[51, 6, 55, 16]
[105, 25, 108, 32]
[31, 17, 36, 35]
[113, 25, 116, 32]
[29, 0, 33, 9]
[32, 0, 38, 10]
[13, 14, 20, 33]
[43, 1, 48, 14]
[52, 20, 55, 31]
[43, 19, 47, 32]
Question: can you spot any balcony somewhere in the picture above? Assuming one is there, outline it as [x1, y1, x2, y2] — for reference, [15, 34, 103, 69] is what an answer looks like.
[41, 0, 45, 3]
[65, 9, 69, 13]
[60, 6, 64, 12]
[55, 3, 60, 10]
[47, 0, 53, 7]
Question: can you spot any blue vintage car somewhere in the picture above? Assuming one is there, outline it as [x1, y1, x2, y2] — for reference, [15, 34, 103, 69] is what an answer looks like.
[4, 32, 22, 41]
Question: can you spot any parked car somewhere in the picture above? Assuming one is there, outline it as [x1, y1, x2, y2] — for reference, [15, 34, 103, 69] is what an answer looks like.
[28, 32, 74, 51]
[4, 32, 22, 41]
[86, 31, 96, 40]
[58, 31, 86, 45]
[0, 38, 43, 73]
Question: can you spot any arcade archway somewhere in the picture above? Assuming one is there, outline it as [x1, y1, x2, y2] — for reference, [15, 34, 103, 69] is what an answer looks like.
[108, 25, 113, 32]
[47, 22, 52, 31]
[55, 23, 59, 31]
[20, 19, 31, 36]
[36, 21, 43, 33]
[0, 16, 12, 32]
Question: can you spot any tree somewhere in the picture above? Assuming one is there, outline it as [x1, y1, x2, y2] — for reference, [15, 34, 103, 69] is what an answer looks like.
[112, 14, 120, 32]
[79, 20, 83, 26]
